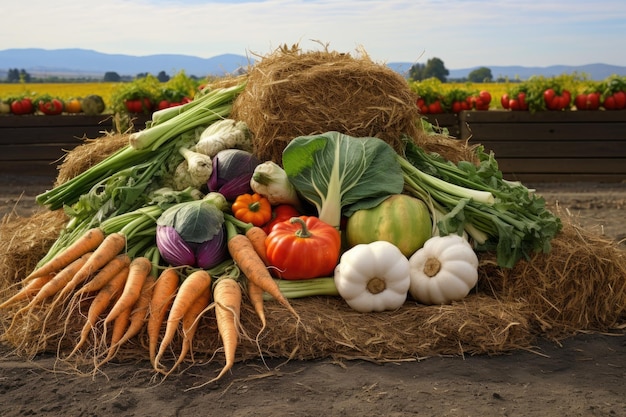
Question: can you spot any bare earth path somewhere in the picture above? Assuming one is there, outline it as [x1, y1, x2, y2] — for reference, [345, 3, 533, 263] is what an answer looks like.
[1, 175, 624, 417]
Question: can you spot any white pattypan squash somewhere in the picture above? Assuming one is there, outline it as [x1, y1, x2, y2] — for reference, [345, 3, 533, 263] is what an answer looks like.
[334, 241, 410, 313]
[408, 234, 479, 305]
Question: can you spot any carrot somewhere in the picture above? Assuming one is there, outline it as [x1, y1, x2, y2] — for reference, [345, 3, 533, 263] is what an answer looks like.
[245, 226, 269, 265]
[12, 252, 92, 322]
[209, 277, 242, 383]
[103, 303, 132, 361]
[104, 257, 152, 325]
[227, 233, 299, 320]
[0, 273, 54, 310]
[68, 232, 127, 292]
[247, 279, 266, 332]
[97, 274, 155, 368]
[75, 254, 131, 296]
[166, 286, 212, 376]
[66, 265, 129, 359]
[24, 227, 105, 281]
[147, 268, 180, 367]
[154, 269, 212, 372]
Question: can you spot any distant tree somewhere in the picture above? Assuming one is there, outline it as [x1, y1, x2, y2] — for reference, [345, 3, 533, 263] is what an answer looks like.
[468, 67, 493, 82]
[6, 68, 31, 83]
[136, 73, 149, 79]
[408, 63, 425, 81]
[408, 58, 449, 82]
[6, 69, 19, 82]
[157, 71, 170, 82]
[424, 58, 449, 82]
[103, 71, 121, 82]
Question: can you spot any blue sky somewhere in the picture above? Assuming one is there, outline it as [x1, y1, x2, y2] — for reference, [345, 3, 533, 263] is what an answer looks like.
[1, 0, 625, 69]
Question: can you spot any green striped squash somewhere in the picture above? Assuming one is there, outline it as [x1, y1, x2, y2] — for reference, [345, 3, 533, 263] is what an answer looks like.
[345, 194, 432, 257]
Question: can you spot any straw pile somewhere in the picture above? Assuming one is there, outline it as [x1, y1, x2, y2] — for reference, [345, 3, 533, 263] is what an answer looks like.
[231, 43, 476, 165]
[1, 46, 625, 366]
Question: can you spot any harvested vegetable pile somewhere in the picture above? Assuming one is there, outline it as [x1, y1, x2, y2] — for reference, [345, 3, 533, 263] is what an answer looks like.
[1, 45, 625, 381]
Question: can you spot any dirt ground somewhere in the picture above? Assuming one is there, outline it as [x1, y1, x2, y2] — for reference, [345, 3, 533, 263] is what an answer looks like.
[1, 174, 625, 417]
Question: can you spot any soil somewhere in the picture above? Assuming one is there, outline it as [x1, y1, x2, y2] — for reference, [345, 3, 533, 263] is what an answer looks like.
[1, 174, 625, 417]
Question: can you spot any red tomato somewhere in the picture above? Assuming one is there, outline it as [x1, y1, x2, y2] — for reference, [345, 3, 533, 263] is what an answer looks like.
[543, 89, 557, 109]
[10, 98, 34, 115]
[587, 92, 601, 110]
[500, 94, 510, 109]
[38, 98, 64, 115]
[603, 95, 617, 110]
[451, 101, 463, 113]
[156, 100, 170, 110]
[508, 98, 520, 110]
[428, 100, 443, 114]
[124, 98, 152, 113]
[478, 90, 491, 104]
[517, 92, 528, 110]
[613, 91, 626, 109]
[461, 100, 472, 110]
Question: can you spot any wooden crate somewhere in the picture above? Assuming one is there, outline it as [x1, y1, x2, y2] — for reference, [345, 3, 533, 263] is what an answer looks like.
[459, 110, 626, 183]
[0, 114, 148, 177]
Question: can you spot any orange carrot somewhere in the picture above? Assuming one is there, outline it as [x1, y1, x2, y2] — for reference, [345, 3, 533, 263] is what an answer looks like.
[75, 254, 131, 296]
[210, 277, 242, 383]
[148, 268, 179, 367]
[247, 279, 266, 332]
[69, 232, 127, 291]
[104, 257, 152, 324]
[66, 266, 128, 359]
[0, 273, 54, 310]
[245, 226, 269, 265]
[25, 227, 105, 281]
[227, 233, 299, 320]
[119, 274, 155, 344]
[97, 274, 155, 368]
[154, 269, 212, 371]
[104, 303, 132, 360]
[166, 286, 212, 376]
[13, 252, 92, 320]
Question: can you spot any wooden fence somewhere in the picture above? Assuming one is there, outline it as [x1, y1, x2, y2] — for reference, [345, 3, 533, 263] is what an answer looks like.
[1, 111, 625, 182]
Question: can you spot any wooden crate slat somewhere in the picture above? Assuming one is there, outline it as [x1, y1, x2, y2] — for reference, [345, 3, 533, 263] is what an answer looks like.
[475, 140, 626, 158]
[496, 158, 626, 174]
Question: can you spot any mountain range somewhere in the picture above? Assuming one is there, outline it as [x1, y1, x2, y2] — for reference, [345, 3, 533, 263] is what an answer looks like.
[1, 48, 625, 81]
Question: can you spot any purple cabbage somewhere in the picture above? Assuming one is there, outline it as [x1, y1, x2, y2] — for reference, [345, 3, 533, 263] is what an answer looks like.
[208, 149, 261, 200]
[156, 199, 228, 268]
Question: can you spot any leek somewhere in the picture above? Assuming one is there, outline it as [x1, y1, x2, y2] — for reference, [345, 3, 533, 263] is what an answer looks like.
[399, 139, 562, 268]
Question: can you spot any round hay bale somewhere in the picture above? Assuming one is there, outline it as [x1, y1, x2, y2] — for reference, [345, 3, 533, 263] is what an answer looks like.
[230, 44, 423, 164]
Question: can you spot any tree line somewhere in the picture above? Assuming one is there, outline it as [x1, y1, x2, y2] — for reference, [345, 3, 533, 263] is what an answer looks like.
[408, 58, 496, 83]
[4, 59, 501, 83]
[1, 69, 202, 83]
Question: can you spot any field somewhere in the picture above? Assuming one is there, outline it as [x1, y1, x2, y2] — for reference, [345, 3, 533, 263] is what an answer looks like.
[0, 82, 512, 111]
[0, 82, 121, 111]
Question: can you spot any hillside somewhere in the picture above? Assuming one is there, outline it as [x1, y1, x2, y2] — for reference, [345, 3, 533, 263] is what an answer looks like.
[2, 48, 625, 80]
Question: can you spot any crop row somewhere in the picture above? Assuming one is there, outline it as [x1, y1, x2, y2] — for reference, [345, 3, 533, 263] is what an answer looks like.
[1, 73, 625, 116]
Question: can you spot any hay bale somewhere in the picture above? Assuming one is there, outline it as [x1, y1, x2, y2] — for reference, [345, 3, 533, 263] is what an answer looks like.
[0, 210, 66, 291]
[230, 44, 425, 164]
[478, 218, 626, 338]
[55, 133, 129, 185]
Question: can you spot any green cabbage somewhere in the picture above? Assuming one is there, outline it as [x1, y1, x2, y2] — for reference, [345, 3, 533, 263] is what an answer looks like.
[282, 131, 404, 228]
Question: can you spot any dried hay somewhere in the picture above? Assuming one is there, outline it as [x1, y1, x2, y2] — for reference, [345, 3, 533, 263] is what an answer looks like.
[231, 44, 456, 164]
[478, 215, 626, 339]
[0, 210, 66, 294]
[54, 132, 129, 185]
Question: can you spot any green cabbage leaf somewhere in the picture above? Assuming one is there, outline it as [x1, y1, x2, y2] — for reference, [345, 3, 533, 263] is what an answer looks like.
[282, 131, 404, 228]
